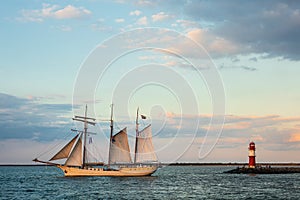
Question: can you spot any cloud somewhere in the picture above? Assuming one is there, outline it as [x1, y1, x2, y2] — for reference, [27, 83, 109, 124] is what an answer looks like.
[182, 0, 300, 60]
[135, 0, 155, 6]
[230, 57, 240, 63]
[115, 18, 125, 23]
[186, 28, 239, 57]
[136, 16, 148, 25]
[289, 133, 300, 142]
[18, 4, 92, 22]
[219, 64, 257, 71]
[145, 112, 300, 161]
[176, 19, 199, 29]
[129, 10, 142, 16]
[1, 93, 300, 163]
[0, 93, 76, 141]
[219, 115, 300, 150]
[54, 5, 91, 19]
[91, 19, 113, 32]
[137, 27, 240, 59]
[249, 57, 258, 62]
[0, 93, 31, 109]
[152, 12, 172, 22]
[126, 0, 300, 60]
[163, 113, 300, 148]
[164, 60, 192, 68]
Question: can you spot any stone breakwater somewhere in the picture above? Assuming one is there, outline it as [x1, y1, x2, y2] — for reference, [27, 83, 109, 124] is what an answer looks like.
[224, 166, 300, 174]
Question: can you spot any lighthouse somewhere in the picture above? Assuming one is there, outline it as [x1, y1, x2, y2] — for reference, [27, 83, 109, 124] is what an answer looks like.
[248, 142, 256, 168]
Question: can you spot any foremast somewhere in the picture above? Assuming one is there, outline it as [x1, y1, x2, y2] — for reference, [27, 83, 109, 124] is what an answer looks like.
[72, 105, 96, 168]
[108, 104, 114, 167]
[134, 107, 139, 163]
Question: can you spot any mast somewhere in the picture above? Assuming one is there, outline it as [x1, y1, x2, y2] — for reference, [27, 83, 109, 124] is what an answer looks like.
[134, 107, 139, 163]
[108, 104, 114, 167]
[72, 105, 96, 168]
[83, 105, 88, 168]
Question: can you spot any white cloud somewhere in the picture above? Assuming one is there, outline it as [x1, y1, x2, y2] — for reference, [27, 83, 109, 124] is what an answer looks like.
[186, 28, 239, 56]
[90, 18, 113, 32]
[136, 0, 154, 6]
[152, 12, 171, 22]
[115, 18, 125, 23]
[176, 19, 199, 29]
[164, 60, 192, 68]
[136, 16, 148, 25]
[54, 5, 91, 19]
[129, 10, 142, 16]
[18, 4, 92, 22]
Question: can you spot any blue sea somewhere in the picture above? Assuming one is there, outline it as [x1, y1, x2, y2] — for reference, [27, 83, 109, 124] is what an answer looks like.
[1, 166, 300, 199]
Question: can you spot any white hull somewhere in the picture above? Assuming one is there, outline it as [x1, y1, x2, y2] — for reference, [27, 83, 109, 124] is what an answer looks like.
[58, 165, 158, 177]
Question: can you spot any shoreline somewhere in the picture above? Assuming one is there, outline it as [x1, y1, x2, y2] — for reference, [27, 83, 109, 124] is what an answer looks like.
[168, 162, 300, 166]
[1, 162, 300, 167]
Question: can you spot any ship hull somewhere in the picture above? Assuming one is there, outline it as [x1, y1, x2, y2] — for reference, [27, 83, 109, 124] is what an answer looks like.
[57, 165, 158, 177]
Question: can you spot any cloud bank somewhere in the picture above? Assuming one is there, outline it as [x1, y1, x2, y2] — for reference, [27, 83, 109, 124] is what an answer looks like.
[18, 4, 92, 22]
[184, 0, 300, 60]
[0, 93, 74, 141]
[1, 93, 300, 163]
[123, 0, 300, 60]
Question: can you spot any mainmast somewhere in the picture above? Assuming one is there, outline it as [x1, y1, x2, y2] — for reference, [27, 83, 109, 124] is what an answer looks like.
[83, 105, 88, 167]
[134, 107, 139, 163]
[108, 104, 114, 167]
[72, 105, 96, 168]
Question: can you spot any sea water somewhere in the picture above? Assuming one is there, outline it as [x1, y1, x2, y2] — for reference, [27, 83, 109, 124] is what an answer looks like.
[1, 166, 300, 199]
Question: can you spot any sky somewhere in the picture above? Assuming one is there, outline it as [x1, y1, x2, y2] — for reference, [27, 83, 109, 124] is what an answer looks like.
[1, 0, 300, 164]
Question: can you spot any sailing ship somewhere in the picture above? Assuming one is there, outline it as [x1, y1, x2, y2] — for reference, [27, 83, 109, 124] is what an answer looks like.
[33, 105, 158, 177]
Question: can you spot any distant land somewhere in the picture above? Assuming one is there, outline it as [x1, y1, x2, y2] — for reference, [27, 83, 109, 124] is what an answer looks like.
[1, 162, 300, 167]
[167, 162, 300, 166]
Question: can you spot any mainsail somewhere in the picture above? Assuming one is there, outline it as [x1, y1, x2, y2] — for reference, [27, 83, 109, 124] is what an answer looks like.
[135, 124, 157, 163]
[49, 134, 79, 161]
[65, 134, 83, 167]
[109, 128, 132, 164]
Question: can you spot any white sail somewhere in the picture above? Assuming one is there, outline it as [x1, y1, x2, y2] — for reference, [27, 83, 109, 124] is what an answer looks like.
[135, 125, 157, 163]
[49, 134, 79, 161]
[109, 128, 132, 164]
[65, 134, 83, 167]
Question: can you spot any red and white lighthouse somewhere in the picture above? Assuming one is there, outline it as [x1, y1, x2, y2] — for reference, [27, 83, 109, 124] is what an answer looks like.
[248, 142, 256, 168]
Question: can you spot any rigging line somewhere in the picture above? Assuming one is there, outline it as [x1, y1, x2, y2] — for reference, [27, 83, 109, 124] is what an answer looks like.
[35, 130, 74, 159]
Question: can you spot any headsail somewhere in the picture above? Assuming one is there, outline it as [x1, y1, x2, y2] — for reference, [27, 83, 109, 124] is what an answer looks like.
[109, 128, 132, 164]
[65, 134, 83, 167]
[135, 124, 157, 163]
[49, 134, 79, 161]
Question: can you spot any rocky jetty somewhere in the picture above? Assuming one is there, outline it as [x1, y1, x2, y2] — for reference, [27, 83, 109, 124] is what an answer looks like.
[224, 166, 300, 174]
